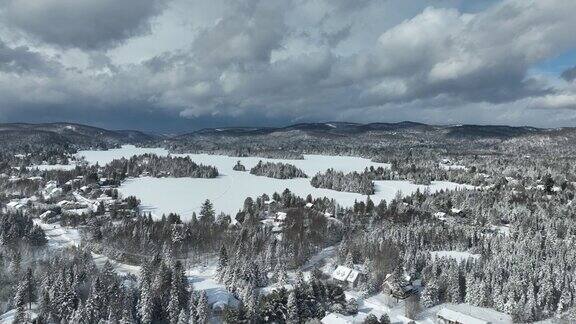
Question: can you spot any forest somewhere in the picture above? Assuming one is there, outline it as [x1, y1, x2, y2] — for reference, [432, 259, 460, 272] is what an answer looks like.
[1, 123, 576, 323]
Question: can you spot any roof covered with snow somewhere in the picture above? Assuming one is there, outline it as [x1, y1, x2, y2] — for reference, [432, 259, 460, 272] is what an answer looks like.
[332, 265, 352, 281]
[437, 303, 513, 324]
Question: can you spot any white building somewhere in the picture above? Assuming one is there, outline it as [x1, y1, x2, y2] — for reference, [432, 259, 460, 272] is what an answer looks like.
[437, 303, 512, 324]
[332, 265, 363, 287]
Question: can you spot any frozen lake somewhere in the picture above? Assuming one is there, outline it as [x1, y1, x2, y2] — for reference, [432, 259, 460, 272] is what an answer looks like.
[77, 145, 473, 219]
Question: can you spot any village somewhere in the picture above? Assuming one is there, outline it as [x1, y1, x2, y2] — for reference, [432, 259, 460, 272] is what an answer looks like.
[0, 156, 518, 324]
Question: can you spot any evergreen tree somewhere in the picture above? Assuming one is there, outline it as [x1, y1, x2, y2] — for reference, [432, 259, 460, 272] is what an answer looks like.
[287, 290, 299, 323]
[196, 291, 209, 324]
[217, 245, 228, 282]
[379, 313, 391, 324]
[177, 309, 189, 324]
[199, 200, 215, 224]
[137, 283, 153, 324]
[168, 281, 181, 324]
[421, 279, 439, 308]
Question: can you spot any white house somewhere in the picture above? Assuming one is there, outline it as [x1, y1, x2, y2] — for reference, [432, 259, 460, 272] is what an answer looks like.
[275, 211, 287, 221]
[332, 265, 363, 287]
[437, 304, 512, 324]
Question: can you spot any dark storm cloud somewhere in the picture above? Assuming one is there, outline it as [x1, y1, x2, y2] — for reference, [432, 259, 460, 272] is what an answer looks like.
[0, 0, 168, 50]
[0, 0, 575, 131]
[562, 66, 576, 82]
[0, 40, 54, 73]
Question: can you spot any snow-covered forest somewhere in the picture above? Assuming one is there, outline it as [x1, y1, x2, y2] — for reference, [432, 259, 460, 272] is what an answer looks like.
[249, 161, 308, 179]
[1, 122, 576, 323]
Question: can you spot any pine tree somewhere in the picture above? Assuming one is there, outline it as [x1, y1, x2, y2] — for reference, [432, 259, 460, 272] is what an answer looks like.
[363, 314, 378, 324]
[379, 313, 391, 324]
[199, 200, 215, 224]
[168, 281, 181, 324]
[137, 283, 153, 324]
[217, 245, 228, 282]
[421, 279, 439, 308]
[287, 290, 299, 323]
[345, 251, 354, 268]
[13, 302, 27, 324]
[196, 291, 209, 324]
[177, 309, 189, 324]
[189, 290, 199, 323]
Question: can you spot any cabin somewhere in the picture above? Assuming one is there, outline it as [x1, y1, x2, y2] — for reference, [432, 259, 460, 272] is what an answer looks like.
[436, 304, 512, 324]
[331, 265, 364, 288]
[275, 211, 287, 221]
[207, 287, 240, 316]
[382, 273, 416, 300]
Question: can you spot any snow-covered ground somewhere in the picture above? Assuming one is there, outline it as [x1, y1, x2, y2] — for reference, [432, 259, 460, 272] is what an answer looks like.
[75, 145, 473, 219]
[33, 219, 81, 249]
[0, 303, 37, 324]
[76, 145, 169, 165]
[31, 163, 77, 171]
[430, 251, 480, 262]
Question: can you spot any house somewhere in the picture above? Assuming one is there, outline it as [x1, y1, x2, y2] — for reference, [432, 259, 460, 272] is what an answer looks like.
[275, 211, 287, 221]
[436, 303, 512, 324]
[6, 201, 25, 212]
[450, 208, 462, 215]
[434, 211, 447, 220]
[332, 265, 364, 288]
[207, 287, 240, 316]
[305, 202, 314, 208]
[382, 273, 415, 300]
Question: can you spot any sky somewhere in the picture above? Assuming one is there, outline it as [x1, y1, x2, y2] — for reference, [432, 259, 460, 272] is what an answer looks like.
[0, 0, 575, 132]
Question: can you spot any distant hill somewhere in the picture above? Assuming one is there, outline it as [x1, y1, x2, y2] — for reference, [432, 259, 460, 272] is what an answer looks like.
[174, 121, 550, 139]
[0, 122, 158, 151]
[2, 121, 575, 152]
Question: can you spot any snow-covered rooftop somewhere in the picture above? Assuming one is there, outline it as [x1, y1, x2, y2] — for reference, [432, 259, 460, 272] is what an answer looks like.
[332, 265, 352, 281]
[437, 303, 512, 324]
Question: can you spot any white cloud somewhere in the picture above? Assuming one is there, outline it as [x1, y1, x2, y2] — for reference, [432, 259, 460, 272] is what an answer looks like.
[0, 0, 575, 130]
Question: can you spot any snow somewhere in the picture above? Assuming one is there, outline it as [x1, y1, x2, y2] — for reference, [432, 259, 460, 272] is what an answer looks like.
[301, 246, 336, 271]
[77, 146, 474, 220]
[76, 145, 169, 165]
[32, 164, 77, 171]
[437, 307, 488, 324]
[119, 177, 472, 220]
[33, 219, 81, 249]
[436, 303, 512, 324]
[0, 303, 38, 324]
[430, 251, 480, 262]
[333, 265, 353, 281]
[321, 312, 354, 323]
[186, 262, 240, 310]
[92, 252, 141, 277]
[439, 163, 467, 171]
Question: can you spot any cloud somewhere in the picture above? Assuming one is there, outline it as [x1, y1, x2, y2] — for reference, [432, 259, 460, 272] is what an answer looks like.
[0, 0, 168, 50]
[0, 40, 55, 73]
[562, 66, 576, 82]
[0, 0, 575, 131]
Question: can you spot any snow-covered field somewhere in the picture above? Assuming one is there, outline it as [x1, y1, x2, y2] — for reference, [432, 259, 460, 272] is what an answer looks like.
[76, 145, 169, 165]
[77, 145, 474, 219]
